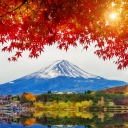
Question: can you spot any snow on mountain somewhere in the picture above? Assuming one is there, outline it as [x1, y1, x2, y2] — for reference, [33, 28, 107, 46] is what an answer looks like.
[26, 60, 100, 79]
[0, 60, 126, 95]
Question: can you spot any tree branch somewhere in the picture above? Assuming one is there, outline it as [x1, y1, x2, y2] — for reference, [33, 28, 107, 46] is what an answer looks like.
[0, 0, 28, 17]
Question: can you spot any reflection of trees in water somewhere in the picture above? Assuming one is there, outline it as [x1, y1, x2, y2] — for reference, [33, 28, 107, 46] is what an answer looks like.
[47, 125, 51, 128]
[84, 125, 92, 128]
[1, 112, 128, 127]
[113, 113, 128, 123]
[0, 114, 13, 124]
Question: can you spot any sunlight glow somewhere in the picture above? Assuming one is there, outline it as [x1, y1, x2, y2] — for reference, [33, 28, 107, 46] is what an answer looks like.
[109, 12, 118, 20]
[104, 1, 126, 26]
[111, 2, 116, 7]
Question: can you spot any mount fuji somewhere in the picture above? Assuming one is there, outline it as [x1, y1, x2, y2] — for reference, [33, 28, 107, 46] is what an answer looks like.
[0, 60, 126, 95]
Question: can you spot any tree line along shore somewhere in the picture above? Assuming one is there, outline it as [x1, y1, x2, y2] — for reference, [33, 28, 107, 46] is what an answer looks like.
[1, 90, 128, 111]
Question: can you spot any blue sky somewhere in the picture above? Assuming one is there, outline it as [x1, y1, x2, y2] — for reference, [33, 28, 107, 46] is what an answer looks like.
[0, 44, 128, 84]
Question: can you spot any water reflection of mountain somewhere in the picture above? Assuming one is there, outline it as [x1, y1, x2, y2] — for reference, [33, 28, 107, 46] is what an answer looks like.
[1, 111, 128, 128]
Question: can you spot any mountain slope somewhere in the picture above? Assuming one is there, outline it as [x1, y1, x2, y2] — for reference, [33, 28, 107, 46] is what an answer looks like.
[102, 85, 128, 94]
[0, 60, 126, 95]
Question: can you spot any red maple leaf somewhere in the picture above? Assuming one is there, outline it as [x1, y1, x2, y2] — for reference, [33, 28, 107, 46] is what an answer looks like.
[12, 57, 17, 61]
[15, 51, 22, 58]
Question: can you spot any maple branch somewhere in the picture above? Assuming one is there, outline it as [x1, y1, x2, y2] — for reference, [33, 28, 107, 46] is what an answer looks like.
[60, 0, 68, 9]
[50, 0, 69, 20]
[35, 0, 44, 13]
[0, 0, 28, 17]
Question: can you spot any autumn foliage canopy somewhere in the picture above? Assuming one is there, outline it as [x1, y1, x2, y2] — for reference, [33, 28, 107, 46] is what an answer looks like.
[22, 92, 36, 101]
[0, 0, 128, 69]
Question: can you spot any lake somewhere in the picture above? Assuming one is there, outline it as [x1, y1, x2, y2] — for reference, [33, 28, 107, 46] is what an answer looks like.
[0, 110, 127, 128]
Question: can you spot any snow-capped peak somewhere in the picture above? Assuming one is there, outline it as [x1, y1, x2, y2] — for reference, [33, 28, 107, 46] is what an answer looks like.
[26, 60, 100, 79]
